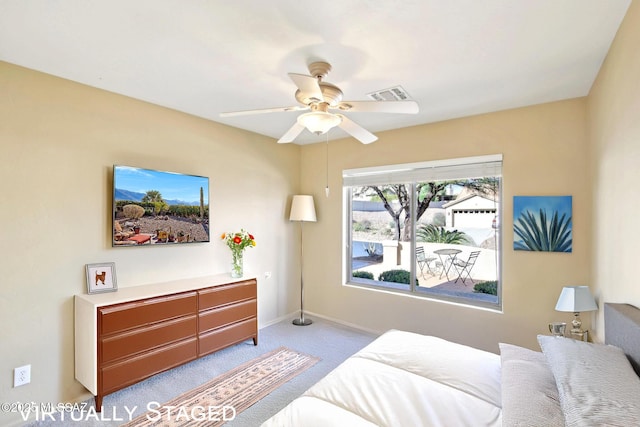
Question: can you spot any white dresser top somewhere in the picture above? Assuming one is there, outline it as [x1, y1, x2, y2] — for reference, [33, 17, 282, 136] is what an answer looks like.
[75, 273, 257, 308]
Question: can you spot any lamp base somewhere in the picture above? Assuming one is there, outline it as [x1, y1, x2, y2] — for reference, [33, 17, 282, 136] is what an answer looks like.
[292, 318, 312, 326]
[570, 330, 585, 340]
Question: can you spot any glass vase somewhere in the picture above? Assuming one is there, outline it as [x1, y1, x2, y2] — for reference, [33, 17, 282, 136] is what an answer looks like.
[231, 250, 243, 278]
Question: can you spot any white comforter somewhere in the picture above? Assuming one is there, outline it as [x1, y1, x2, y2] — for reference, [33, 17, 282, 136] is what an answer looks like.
[262, 329, 502, 427]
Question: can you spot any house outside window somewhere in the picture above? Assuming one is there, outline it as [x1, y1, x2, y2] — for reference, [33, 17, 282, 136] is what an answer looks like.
[343, 154, 502, 310]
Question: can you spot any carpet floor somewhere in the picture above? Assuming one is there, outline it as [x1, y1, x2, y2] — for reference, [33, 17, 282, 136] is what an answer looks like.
[26, 317, 377, 427]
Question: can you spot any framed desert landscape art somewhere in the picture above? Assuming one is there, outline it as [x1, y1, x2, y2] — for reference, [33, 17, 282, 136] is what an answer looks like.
[85, 262, 118, 294]
[112, 165, 210, 247]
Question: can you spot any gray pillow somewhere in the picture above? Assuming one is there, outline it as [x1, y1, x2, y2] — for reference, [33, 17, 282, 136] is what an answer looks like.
[538, 335, 640, 427]
[499, 343, 564, 427]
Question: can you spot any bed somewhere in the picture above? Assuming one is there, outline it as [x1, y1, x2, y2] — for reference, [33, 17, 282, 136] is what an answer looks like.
[262, 303, 640, 426]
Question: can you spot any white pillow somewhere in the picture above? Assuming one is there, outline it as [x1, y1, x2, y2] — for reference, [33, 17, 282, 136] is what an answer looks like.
[499, 343, 564, 427]
[538, 335, 640, 427]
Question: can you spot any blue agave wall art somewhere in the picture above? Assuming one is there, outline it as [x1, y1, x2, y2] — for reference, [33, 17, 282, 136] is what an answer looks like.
[513, 196, 572, 252]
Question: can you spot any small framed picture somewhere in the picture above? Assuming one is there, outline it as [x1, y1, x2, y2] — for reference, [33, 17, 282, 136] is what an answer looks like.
[85, 263, 118, 294]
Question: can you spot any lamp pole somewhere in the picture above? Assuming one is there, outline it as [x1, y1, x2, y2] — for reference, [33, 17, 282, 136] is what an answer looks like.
[293, 221, 311, 326]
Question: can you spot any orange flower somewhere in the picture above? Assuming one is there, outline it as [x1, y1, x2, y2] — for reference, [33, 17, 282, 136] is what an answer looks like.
[222, 229, 256, 253]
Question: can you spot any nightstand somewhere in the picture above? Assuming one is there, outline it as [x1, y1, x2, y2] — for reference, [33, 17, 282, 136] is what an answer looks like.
[569, 330, 588, 342]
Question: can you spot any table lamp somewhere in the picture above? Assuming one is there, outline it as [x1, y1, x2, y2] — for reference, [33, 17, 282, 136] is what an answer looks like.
[555, 285, 598, 339]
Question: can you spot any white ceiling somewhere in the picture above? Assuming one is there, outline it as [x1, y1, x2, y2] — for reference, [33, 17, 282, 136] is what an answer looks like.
[0, 0, 631, 144]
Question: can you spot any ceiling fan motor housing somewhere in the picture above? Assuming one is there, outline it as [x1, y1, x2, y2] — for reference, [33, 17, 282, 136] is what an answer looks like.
[295, 82, 343, 106]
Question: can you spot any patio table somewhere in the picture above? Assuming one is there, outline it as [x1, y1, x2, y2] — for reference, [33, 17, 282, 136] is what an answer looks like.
[127, 234, 151, 245]
[434, 248, 462, 281]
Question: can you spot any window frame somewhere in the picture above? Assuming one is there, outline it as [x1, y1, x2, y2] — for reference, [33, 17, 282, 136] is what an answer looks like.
[343, 155, 503, 311]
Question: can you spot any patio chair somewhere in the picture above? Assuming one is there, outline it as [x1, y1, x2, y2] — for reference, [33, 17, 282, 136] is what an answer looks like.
[452, 251, 480, 284]
[416, 247, 438, 276]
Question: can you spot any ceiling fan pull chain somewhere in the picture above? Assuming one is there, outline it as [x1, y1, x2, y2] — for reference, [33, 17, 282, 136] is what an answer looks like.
[325, 133, 330, 197]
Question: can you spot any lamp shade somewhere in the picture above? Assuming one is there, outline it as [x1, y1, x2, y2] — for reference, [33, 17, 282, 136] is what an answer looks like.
[289, 195, 317, 222]
[555, 286, 598, 312]
[297, 111, 341, 135]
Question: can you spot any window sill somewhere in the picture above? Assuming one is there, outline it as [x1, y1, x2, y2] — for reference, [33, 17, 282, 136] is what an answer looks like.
[345, 279, 503, 313]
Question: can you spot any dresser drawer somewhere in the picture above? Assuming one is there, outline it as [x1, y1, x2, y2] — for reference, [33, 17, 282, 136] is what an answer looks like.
[199, 300, 256, 334]
[199, 318, 256, 357]
[198, 280, 256, 310]
[100, 315, 197, 364]
[100, 337, 197, 394]
[100, 292, 197, 335]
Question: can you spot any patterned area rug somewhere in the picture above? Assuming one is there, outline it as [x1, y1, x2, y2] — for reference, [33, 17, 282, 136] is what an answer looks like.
[122, 347, 320, 427]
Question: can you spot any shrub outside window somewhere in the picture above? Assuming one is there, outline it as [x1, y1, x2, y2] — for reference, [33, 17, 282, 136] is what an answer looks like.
[343, 155, 502, 310]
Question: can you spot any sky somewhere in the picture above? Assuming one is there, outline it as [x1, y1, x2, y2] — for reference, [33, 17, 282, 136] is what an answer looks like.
[513, 195, 572, 221]
[114, 165, 209, 204]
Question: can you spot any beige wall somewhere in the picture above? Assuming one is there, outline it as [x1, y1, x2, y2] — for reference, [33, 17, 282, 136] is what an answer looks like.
[1, 2, 638, 420]
[0, 62, 300, 426]
[300, 98, 591, 353]
[587, 0, 640, 338]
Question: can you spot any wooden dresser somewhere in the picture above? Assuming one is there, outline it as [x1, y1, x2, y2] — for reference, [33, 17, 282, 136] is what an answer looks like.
[75, 274, 257, 410]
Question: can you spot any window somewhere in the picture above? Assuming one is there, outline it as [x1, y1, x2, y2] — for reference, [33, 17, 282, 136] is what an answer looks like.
[343, 155, 502, 309]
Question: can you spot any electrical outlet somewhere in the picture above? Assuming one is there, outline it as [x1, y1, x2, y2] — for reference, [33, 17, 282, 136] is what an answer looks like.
[14, 365, 30, 387]
[264, 271, 272, 279]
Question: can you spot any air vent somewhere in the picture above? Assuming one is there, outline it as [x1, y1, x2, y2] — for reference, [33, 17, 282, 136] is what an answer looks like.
[367, 85, 411, 101]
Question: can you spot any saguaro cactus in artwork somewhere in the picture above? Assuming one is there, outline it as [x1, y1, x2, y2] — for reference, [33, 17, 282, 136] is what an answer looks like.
[200, 186, 204, 219]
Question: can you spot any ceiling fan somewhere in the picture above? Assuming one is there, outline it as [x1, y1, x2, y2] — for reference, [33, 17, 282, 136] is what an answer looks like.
[220, 61, 419, 144]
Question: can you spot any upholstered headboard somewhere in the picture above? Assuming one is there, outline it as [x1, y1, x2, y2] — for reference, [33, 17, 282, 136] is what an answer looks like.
[604, 303, 640, 376]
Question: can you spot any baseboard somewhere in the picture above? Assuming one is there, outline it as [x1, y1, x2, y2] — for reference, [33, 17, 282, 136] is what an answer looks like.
[259, 309, 382, 337]
[258, 311, 299, 329]
[299, 310, 383, 336]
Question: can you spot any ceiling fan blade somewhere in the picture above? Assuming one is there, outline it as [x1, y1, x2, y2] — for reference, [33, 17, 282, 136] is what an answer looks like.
[220, 105, 308, 117]
[335, 100, 419, 114]
[336, 115, 378, 144]
[288, 73, 323, 102]
[277, 122, 306, 144]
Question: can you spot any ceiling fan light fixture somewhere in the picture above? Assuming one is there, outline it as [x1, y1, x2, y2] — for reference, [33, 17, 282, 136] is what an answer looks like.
[297, 111, 341, 135]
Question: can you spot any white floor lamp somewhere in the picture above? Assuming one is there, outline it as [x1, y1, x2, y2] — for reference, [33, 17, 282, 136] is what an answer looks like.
[290, 195, 317, 326]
